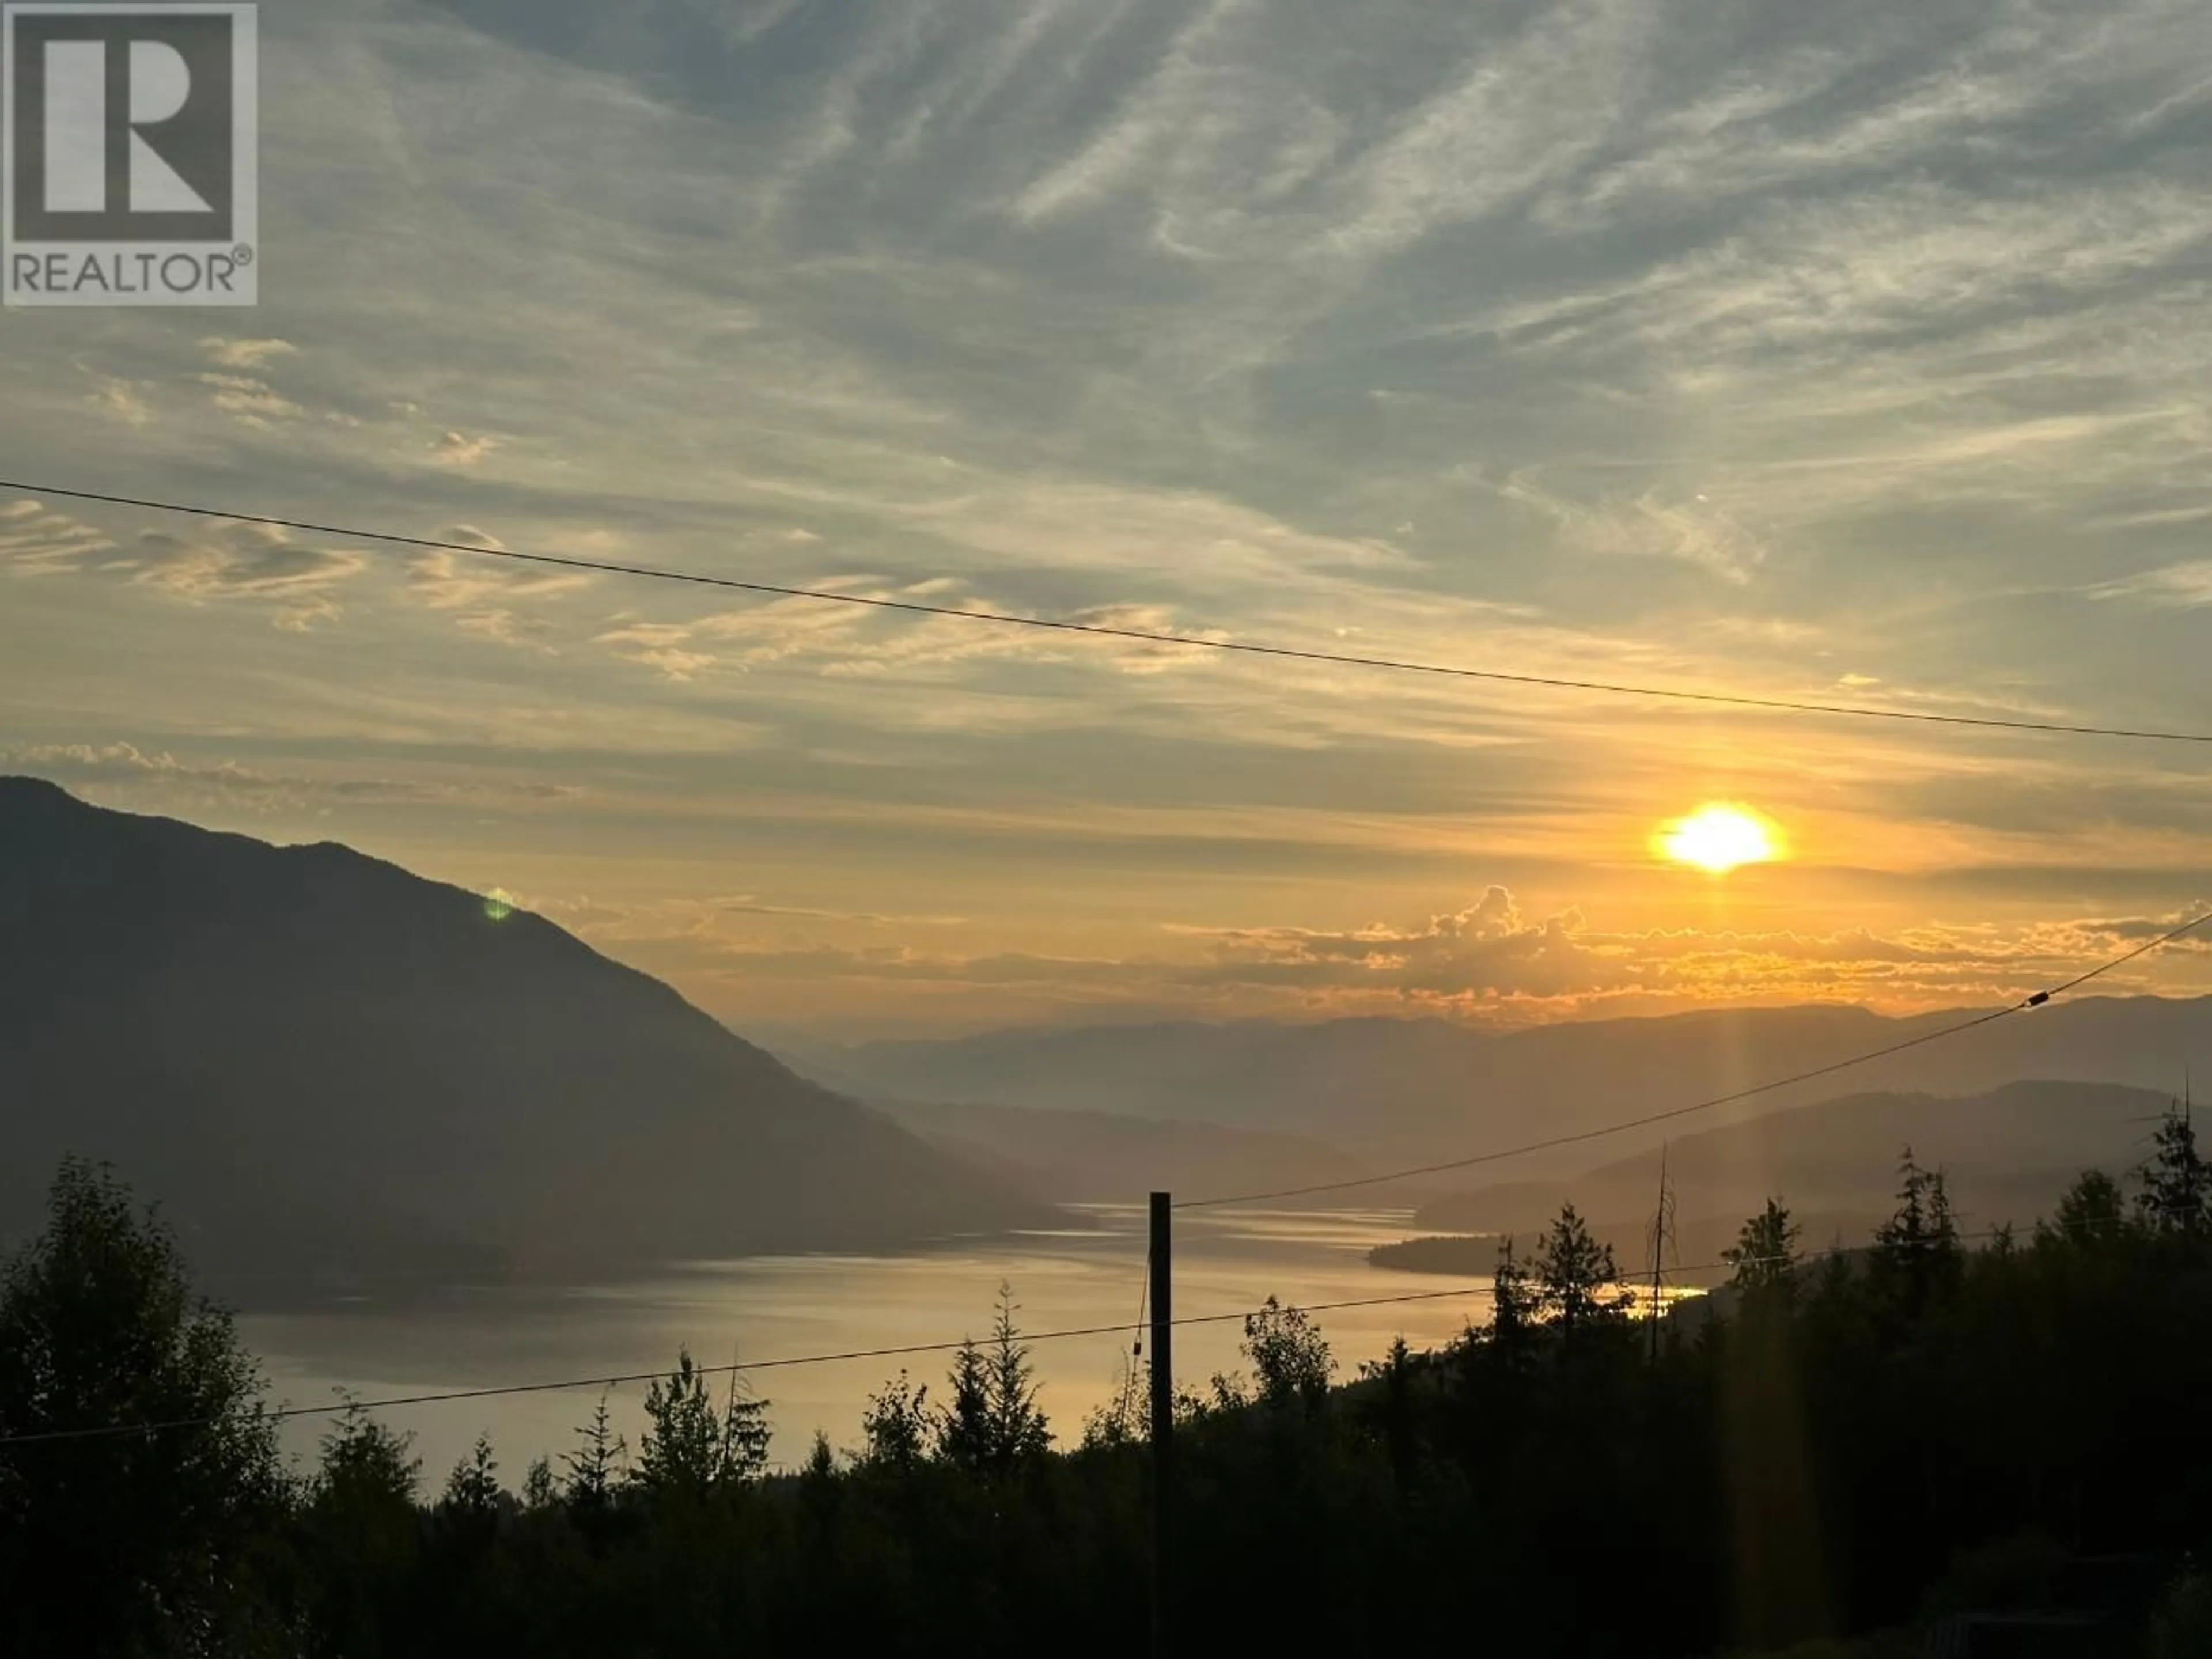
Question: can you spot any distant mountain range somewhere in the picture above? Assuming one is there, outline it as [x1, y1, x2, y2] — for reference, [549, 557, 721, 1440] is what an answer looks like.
[871, 1096, 1383, 1207]
[0, 778, 1052, 1282]
[816, 1000, 2212, 1177]
[1407, 1078, 2179, 1276]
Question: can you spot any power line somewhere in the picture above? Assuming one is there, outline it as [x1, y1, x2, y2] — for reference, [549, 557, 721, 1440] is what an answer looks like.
[2040, 919, 2211, 999]
[0, 1224, 2019, 1451]
[5, 916, 2196, 1448]
[8, 479, 2212, 745]
[0, 1282, 1482, 1449]
[1133, 1242, 1152, 1362]
[1346, 1225, 2017, 1320]
[1107, 1243, 1154, 1432]
[1173, 907, 2212, 1211]
[1521, 1227, 2016, 1313]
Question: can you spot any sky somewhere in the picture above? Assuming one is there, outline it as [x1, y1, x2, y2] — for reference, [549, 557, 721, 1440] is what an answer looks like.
[3, 0, 2210, 1039]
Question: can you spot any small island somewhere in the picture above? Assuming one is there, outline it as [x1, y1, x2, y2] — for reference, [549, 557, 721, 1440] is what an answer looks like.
[1367, 1234, 1501, 1275]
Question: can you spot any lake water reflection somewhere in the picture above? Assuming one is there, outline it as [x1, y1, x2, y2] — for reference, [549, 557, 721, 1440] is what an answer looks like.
[237, 1206, 1494, 1481]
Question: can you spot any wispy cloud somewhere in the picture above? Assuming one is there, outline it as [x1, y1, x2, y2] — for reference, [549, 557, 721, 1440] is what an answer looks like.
[1, 741, 588, 813]
[2086, 561, 2212, 609]
[200, 337, 297, 370]
[3, 0, 2209, 1032]
[429, 430, 502, 467]
[129, 528, 368, 629]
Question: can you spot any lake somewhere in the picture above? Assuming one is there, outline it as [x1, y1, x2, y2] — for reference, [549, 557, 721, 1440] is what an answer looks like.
[236, 1205, 1493, 1484]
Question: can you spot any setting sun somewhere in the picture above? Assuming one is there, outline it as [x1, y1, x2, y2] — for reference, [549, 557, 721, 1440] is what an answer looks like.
[1655, 803, 1786, 874]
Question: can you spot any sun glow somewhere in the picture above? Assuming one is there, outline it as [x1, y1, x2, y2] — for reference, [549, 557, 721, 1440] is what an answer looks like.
[1655, 803, 1785, 874]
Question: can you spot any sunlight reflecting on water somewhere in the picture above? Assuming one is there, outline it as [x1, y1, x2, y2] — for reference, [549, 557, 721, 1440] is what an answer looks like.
[237, 1206, 1492, 1481]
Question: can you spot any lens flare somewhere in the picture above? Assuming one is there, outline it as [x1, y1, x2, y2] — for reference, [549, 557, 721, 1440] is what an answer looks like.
[1654, 804, 1784, 874]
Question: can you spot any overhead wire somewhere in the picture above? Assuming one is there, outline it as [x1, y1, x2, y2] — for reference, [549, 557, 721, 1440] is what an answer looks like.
[0, 1287, 1453, 1448]
[0, 1225, 2028, 1450]
[1173, 906, 2212, 1211]
[2, 914, 2199, 1448]
[2, 484, 2204, 1450]
[7, 479, 2212, 745]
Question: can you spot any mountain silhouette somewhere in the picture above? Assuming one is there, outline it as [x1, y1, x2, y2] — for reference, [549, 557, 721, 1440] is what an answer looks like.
[1411, 1077, 2176, 1247]
[872, 1094, 1378, 1205]
[828, 998, 2212, 1171]
[0, 777, 1052, 1279]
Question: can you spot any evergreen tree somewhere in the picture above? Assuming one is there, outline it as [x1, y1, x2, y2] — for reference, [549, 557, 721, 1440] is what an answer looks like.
[562, 1393, 626, 1510]
[2047, 1168, 2130, 1250]
[985, 1285, 1052, 1465]
[316, 1403, 422, 1506]
[1724, 1199, 1803, 1296]
[441, 1433, 502, 1519]
[1929, 1164, 1960, 1250]
[305, 1404, 423, 1653]
[2137, 1099, 2210, 1242]
[1873, 1147, 1961, 1313]
[522, 1456, 556, 1511]
[0, 1158, 284, 1657]
[936, 1339, 994, 1474]
[29, 1144, 2212, 1659]
[637, 1351, 721, 1493]
[925, 1290, 1052, 1474]
[1878, 1145, 1933, 1254]
[1487, 1234, 1536, 1350]
[1534, 1203, 1627, 1332]
[634, 1350, 771, 1494]
[722, 1375, 773, 1483]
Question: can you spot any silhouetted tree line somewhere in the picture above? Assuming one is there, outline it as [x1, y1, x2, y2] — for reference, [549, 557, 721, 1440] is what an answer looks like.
[6, 1118, 2212, 1657]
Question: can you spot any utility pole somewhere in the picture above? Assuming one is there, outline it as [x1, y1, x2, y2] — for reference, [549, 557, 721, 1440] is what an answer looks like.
[1647, 1144, 1674, 1365]
[1149, 1191, 1174, 1659]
